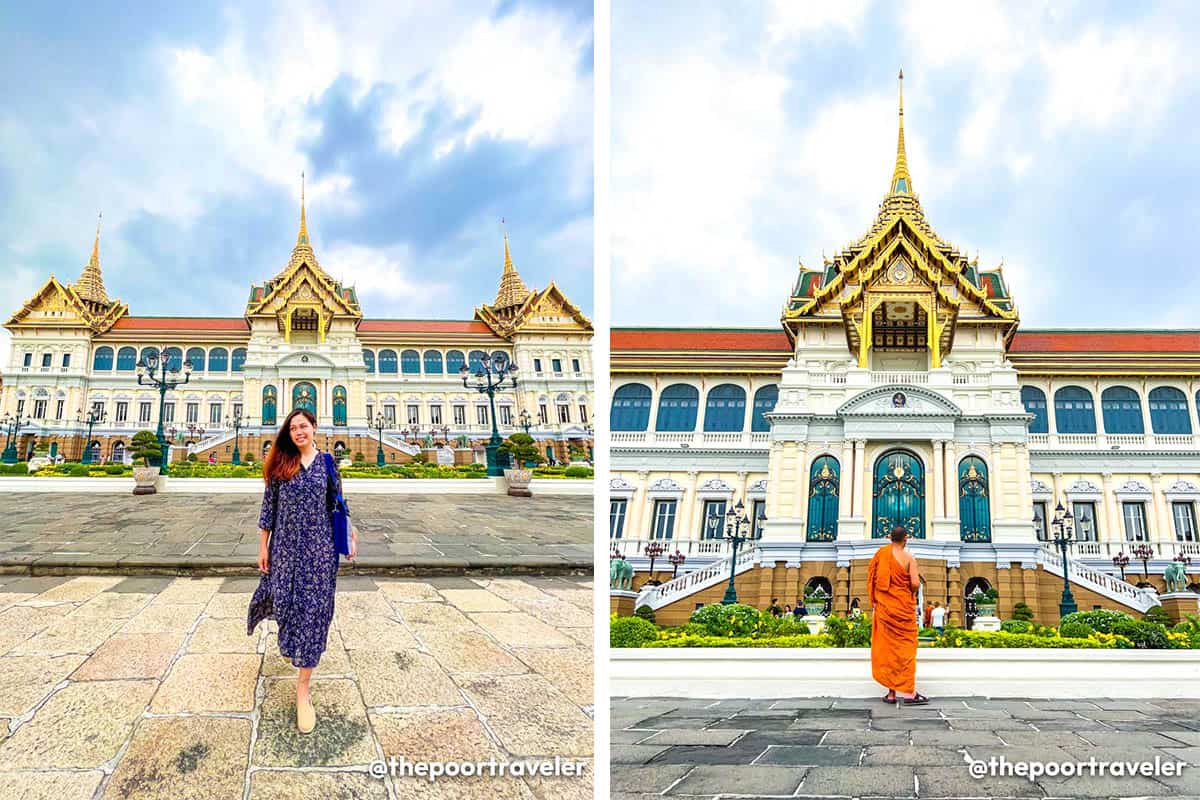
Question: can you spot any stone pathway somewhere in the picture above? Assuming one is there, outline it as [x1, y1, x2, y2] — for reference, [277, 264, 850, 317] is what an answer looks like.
[0, 573, 593, 799]
[0, 493, 592, 574]
[612, 695, 1200, 798]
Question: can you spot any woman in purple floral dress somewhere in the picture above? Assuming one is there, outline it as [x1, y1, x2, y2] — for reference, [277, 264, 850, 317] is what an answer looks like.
[247, 408, 357, 733]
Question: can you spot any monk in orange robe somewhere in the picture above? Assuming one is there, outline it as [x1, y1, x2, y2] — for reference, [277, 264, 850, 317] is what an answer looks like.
[867, 525, 929, 705]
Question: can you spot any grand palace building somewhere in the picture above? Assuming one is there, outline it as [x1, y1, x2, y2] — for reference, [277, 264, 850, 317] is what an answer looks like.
[610, 76, 1200, 626]
[1, 191, 593, 466]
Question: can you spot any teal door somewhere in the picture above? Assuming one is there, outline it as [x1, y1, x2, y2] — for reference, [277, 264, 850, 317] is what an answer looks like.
[873, 450, 925, 539]
[292, 382, 318, 416]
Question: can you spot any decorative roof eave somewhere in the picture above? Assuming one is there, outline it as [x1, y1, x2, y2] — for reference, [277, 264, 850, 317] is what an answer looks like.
[5, 276, 105, 333]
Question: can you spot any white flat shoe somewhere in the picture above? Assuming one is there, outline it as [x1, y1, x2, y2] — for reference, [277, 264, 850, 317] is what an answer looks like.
[297, 695, 315, 734]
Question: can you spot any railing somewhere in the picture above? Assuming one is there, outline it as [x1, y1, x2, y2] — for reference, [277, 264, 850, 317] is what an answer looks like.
[871, 371, 929, 385]
[611, 538, 735, 558]
[811, 373, 848, 385]
[636, 544, 760, 610]
[1038, 545, 1161, 613]
[951, 374, 990, 385]
[609, 431, 772, 449]
[1028, 433, 1199, 450]
[1071, 540, 1200, 560]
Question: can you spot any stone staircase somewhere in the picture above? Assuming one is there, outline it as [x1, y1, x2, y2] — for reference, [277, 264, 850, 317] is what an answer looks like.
[1037, 545, 1162, 614]
[635, 545, 759, 611]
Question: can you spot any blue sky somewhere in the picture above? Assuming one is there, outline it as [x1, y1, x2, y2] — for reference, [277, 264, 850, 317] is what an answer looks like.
[612, 0, 1200, 329]
[0, 0, 592, 365]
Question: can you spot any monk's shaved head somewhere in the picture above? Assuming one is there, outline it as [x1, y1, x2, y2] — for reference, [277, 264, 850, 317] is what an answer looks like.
[890, 525, 907, 543]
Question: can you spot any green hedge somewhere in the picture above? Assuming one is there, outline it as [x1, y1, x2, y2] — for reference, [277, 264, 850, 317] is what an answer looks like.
[1059, 609, 1134, 634]
[610, 616, 659, 648]
[0, 463, 31, 476]
[934, 629, 1120, 648]
[648, 633, 833, 648]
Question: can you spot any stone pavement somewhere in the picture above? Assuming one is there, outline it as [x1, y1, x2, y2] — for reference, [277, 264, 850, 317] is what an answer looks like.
[0, 573, 593, 799]
[612, 695, 1200, 798]
[0, 493, 592, 575]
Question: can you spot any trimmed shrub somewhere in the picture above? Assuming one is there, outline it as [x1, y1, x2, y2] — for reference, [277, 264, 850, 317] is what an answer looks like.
[935, 629, 1114, 648]
[823, 613, 872, 647]
[67, 463, 90, 477]
[1011, 602, 1035, 622]
[1143, 606, 1172, 627]
[1000, 619, 1032, 634]
[1059, 609, 1133, 634]
[648, 633, 832, 648]
[1059, 621, 1094, 639]
[103, 464, 126, 475]
[688, 603, 763, 638]
[634, 605, 656, 623]
[610, 616, 658, 648]
[1110, 619, 1169, 649]
[563, 465, 593, 478]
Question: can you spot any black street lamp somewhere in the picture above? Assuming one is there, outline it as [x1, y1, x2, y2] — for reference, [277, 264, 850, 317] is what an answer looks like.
[644, 540, 665, 585]
[1, 413, 31, 464]
[76, 407, 106, 464]
[721, 500, 757, 605]
[136, 347, 192, 474]
[1132, 542, 1155, 582]
[518, 408, 534, 435]
[186, 422, 206, 442]
[434, 423, 450, 445]
[226, 412, 247, 465]
[372, 413, 387, 467]
[1049, 501, 1078, 618]
[669, 548, 686, 579]
[459, 353, 518, 477]
[1112, 551, 1130, 583]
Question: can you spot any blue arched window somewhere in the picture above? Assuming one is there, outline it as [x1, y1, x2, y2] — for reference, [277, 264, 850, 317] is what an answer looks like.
[446, 350, 466, 374]
[262, 386, 277, 426]
[208, 347, 228, 372]
[491, 350, 509, 370]
[116, 347, 137, 372]
[92, 346, 113, 371]
[655, 384, 699, 431]
[1020, 386, 1048, 434]
[332, 385, 347, 426]
[186, 347, 206, 372]
[423, 350, 443, 374]
[1101, 386, 1143, 434]
[806, 455, 840, 542]
[401, 349, 421, 374]
[959, 456, 991, 543]
[751, 385, 778, 432]
[231, 347, 246, 372]
[163, 347, 183, 372]
[1150, 387, 1192, 434]
[703, 384, 747, 432]
[468, 350, 486, 373]
[611, 383, 652, 431]
[378, 349, 398, 374]
[1054, 386, 1096, 434]
[362, 349, 375, 373]
[139, 347, 157, 368]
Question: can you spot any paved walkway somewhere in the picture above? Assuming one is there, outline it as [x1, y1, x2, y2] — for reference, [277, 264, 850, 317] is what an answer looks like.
[612, 695, 1200, 798]
[0, 493, 592, 575]
[0, 573, 593, 799]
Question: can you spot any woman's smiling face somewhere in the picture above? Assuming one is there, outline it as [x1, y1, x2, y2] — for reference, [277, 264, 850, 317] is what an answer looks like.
[289, 414, 315, 448]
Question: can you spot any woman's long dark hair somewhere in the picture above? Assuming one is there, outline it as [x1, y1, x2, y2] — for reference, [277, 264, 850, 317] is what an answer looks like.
[263, 408, 317, 484]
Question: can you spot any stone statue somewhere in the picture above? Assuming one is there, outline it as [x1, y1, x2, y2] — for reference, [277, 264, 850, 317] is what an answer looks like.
[1164, 561, 1189, 593]
[610, 556, 634, 591]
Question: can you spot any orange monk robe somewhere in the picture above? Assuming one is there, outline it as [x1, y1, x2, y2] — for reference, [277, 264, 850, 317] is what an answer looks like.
[867, 546, 918, 695]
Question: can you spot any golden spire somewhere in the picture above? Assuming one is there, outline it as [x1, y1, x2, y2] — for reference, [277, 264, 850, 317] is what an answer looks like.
[890, 68, 912, 195]
[297, 171, 309, 246]
[493, 220, 531, 310]
[74, 213, 110, 304]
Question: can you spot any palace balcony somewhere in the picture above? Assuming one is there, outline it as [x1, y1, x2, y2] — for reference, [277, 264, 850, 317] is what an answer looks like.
[1028, 433, 1196, 450]
[611, 431, 771, 449]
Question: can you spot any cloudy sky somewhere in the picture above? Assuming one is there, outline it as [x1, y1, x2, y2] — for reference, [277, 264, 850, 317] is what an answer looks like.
[0, 0, 592, 367]
[612, 0, 1200, 328]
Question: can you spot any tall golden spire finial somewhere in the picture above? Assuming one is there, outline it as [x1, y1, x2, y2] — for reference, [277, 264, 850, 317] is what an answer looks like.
[297, 171, 309, 246]
[493, 218, 531, 310]
[890, 68, 912, 195]
[75, 212, 110, 304]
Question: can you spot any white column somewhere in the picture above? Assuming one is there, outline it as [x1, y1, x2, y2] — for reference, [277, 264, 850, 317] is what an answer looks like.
[943, 440, 958, 523]
[930, 440, 945, 521]
[1100, 472, 1119, 544]
[1139, 378, 1154, 438]
[1150, 473, 1170, 543]
[838, 439, 854, 520]
[853, 439, 867, 517]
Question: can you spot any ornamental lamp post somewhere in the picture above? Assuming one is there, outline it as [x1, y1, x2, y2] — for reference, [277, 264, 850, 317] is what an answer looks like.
[372, 413, 387, 467]
[136, 347, 192, 475]
[721, 500, 755, 606]
[226, 412, 247, 465]
[459, 353, 518, 477]
[519, 408, 533, 435]
[1049, 501, 1078, 618]
[1112, 551, 1130, 583]
[1, 414, 31, 464]
[644, 540, 665, 586]
[669, 548, 686, 579]
[1132, 542, 1155, 582]
[76, 407, 106, 464]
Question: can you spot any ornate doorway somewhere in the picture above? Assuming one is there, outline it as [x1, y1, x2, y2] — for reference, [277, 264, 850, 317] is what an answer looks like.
[872, 449, 925, 539]
[292, 382, 318, 416]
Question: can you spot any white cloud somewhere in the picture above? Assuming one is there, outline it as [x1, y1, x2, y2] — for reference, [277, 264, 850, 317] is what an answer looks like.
[766, 0, 870, 42]
[322, 241, 454, 313]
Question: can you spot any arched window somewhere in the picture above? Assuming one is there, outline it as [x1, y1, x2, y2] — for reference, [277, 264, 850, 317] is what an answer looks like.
[610, 383, 652, 431]
[1150, 387, 1192, 434]
[806, 455, 840, 542]
[655, 384, 699, 431]
[92, 347, 113, 371]
[186, 347, 206, 372]
[231, 348, 246, 372]
[262, 386, 277, 426]
[111, 441, 126, 462]
[1020, 386, 1048, 434]
[703, 384, 747, 432]
[401, 349, 421, 374]
[163, 347, 183, 372]
[423, 350, 443, 374]
[468, 350, 486, 373]
[959, 456, 990, 543]
[116, 347, 137, 371]
[491, 350, 509, 370]
[332, 385, 348, 426]
[751, 385, 778, 432]
[208, 347, 228, 372]
[1101, 386, 1143, 434]
[446, 350, 466, 374]
[362, 349, 375, 373]
[378, 349, 398, 374]
[139, 347, 157, 368]
[1053, 386, 1096, 434]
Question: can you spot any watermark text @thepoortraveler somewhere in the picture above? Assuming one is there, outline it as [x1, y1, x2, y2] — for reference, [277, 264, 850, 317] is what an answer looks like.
[370, 755, 588, 781]
[968, 754, 1187, 781]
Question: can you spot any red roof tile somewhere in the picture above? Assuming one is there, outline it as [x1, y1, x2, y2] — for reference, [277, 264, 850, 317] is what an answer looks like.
[1011, 331, 1200, 354]
[358, 320, 493, 333]
[612, 328, 791, 351]
[111, 317, 249, 331]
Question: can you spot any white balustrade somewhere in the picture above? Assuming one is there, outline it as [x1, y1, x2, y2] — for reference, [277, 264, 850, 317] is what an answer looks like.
[637, 544, 760, 610]
[871, 371, 930, 385]
[1039, 545, 1161, 613]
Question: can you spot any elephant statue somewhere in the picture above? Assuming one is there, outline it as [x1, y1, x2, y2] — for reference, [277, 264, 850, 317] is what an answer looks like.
[1164, 560, 1190, 593]
[610, 556, 634, 591]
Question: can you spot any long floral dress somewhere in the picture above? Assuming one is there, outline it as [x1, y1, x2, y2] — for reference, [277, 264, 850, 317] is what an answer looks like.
[246, 450, 346, 668]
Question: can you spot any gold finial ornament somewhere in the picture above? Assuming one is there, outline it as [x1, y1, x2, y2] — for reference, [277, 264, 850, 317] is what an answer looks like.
[890, 68, 912, 195]
[297, 171, 309, 246]
[74, 212, 110, 304]
[493, 219, 532, 310]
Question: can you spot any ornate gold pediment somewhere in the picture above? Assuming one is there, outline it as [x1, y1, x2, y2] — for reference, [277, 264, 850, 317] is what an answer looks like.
[5, 276, 125, 333]
[476, 282, 592, 338]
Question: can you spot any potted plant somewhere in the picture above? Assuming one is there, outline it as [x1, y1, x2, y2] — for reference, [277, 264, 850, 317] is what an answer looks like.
[803, 587, 828, 617]
[975, 587, 999, 618]
[130, 430, 163, 495]
[497, 433, 542, 497]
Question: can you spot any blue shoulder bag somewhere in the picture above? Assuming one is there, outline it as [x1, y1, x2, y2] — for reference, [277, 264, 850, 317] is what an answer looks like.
[323, 452, 351, 556]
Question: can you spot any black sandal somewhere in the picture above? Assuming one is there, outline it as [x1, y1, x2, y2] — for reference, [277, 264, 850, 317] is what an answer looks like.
[899, 692, 929, 706]
[882, 693, 896, 704]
